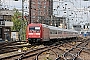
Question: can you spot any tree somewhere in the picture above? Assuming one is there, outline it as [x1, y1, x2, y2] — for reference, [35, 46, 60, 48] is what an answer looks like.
[11, 8, 22, 31]
[11, 8, 27, 40]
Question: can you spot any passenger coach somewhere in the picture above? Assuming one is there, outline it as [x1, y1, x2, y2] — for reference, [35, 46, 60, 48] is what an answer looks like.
[26, 23, 79, 43]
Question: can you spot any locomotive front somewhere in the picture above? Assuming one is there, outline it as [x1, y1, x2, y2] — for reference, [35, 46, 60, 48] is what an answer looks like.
[26, 24, 42, 43]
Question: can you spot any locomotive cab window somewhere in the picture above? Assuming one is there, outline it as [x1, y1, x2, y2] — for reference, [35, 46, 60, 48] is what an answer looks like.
[29, 27, 40, 30]
[29, 27, 40, 33]
[29, 27, 35, 30]
[35, 27, 40, 30]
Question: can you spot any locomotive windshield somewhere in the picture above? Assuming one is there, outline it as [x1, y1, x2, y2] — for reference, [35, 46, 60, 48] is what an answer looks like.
[29, 26, 40, 33]
[29, 27, 40, 30]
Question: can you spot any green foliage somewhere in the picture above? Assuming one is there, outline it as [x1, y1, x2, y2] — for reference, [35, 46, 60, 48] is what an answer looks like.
[11, 8, 27, 40]
[11, 9, 21, 31]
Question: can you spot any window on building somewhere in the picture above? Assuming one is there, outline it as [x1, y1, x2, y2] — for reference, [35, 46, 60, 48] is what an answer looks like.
[32, 16, 35, 18]
[44, 2, 46, 4]
[32, 1, 35, 4]
[44, 5, 46, 8]
[32, 13, 35, 15]
[38, 0, 41, 4]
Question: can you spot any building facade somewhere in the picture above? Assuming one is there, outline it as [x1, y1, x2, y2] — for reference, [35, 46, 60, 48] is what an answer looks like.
[0, 9, 13, 41]
[29, 0, 53, 25]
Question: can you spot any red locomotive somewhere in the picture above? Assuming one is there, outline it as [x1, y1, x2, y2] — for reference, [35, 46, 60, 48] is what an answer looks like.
[26, 23, 78, 44]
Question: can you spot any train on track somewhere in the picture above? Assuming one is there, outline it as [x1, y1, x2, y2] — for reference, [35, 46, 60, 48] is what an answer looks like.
[26, 23, 79, 44]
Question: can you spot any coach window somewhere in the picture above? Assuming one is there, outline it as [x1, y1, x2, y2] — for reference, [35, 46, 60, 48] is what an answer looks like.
[71, 32, 73, 34]
[52, 30, 55, 34]
[52, 30, 54, 34]
[75, 32, 77, 34]
[50, 30, 57, 34]
[69, 32, 71, 34]
[64, 31, 66, 34]
[68, 32, 70, 34]
[58, 31, 62, 34]
[50, 31, 52, 34]
[53, 30, 57, 34]
[55, 31, 57, 34]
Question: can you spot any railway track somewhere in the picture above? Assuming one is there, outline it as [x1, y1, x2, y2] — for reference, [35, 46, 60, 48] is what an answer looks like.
[0, 37, 90, 60]
[63, 38, 90, 60]
[0, 41, 29, 54]
[0, 38, 72, 60]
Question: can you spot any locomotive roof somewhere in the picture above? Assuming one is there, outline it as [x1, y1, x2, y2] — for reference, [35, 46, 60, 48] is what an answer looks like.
[29, 23, 42, 26]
